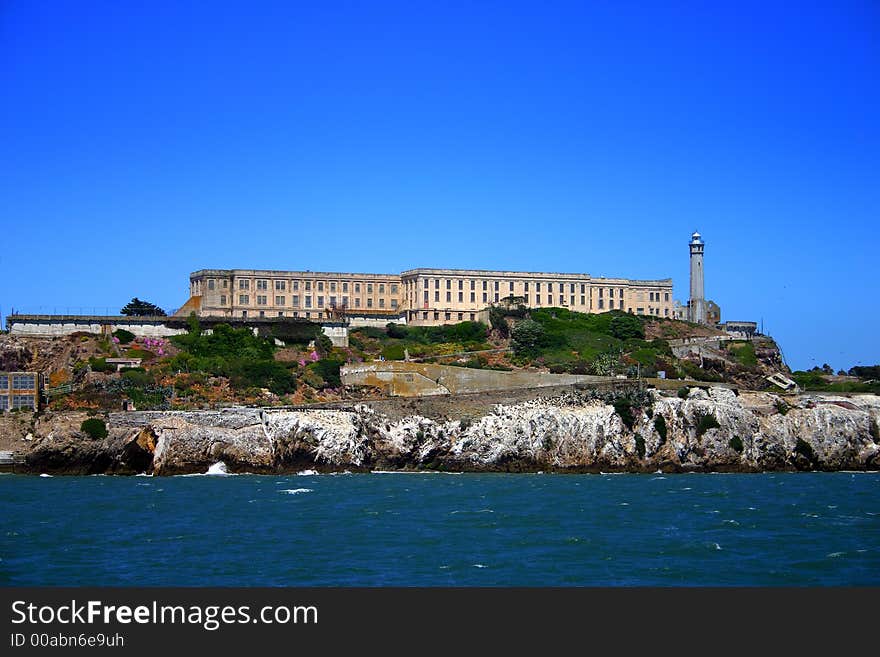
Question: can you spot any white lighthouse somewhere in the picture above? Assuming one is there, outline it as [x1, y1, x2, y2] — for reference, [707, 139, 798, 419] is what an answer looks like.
[688, 231, 707, 324]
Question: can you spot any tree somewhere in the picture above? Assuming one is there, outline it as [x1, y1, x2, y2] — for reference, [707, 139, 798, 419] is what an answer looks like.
[608, 314, 644, 340]
[121, 298, 166, 316]
[510, 319, 545, 358]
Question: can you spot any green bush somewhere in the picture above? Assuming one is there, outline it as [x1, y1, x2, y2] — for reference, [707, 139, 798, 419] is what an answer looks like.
[775, 399, 790, 416]
[489, 307, 510, 338]
[677, 386, 690, 399]
[229, 360, 297, 395]
[654, 414, 667, 443]
[88, 357, 115, 373]
[121, 368, 153, 387]
[381, 344, 406, 361]
[728, 341, 757, 368]
[609, 314, 644, 340]
[112, 329, 135, 344]
[271, 321, 322, 345]
[510, 319, 547, 358]
[634, 435, 646, 458]
[695, 413, 721, 437]
[308, 359, 343, 389]
[386, 322, 408, 339]
[729, 436, 744, 453]
[80, 418, 108, 440]
[613, 398, 636, 430]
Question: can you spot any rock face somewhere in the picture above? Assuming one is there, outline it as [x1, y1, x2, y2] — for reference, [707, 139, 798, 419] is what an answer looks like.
[12, 389, 880, 475]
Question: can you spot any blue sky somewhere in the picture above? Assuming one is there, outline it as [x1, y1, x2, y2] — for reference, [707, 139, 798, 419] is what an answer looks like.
[1, 1, 877, 371]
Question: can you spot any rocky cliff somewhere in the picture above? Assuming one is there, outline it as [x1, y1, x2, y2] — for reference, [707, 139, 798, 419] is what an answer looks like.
[13, 387, 880, 475]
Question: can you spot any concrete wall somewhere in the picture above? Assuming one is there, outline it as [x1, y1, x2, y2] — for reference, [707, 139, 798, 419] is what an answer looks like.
[341, 361, 613, 397]
[8, 316, 187, 338]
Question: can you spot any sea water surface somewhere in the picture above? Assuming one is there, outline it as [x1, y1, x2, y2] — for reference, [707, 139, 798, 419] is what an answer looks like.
[1, 471, 878, 586]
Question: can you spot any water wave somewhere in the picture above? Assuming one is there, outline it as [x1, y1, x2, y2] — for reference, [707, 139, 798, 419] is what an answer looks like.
[281, 488, 313, 495]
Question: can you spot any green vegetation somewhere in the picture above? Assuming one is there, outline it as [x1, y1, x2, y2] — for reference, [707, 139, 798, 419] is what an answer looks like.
[169, 323, 296, 394]
[791, 370, 880, 394]
[510, 319, 548, 359]
[677, 386, 690, 399]
[270, 321, 322, 345]
[727, 341, 757, 367]
[307, 358, 344, 389]
[351, 322, 490, 362]
[88, 357, 115, 373]
[112, 329, 135, 344]
[120, 298, 166, 316]
[729, 435, 744, 453]
[488, 307, 510, 338]
[80, 418, 108, 440]
[775, 399, 790, 416]
[654, 414, 667, 443]
[695, 412, 721, 437]
[634, 435, 646, 458]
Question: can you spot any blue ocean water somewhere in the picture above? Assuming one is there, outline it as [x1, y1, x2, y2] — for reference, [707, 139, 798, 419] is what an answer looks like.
[1, 471, 878, 586]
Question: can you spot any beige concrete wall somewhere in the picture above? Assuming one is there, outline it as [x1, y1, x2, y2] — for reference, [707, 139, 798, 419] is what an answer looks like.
[191, 267, 674, 327]
[341, 361, 613, 397]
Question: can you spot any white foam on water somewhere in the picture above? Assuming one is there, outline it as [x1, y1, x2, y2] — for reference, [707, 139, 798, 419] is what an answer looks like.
[619, 502, 629, 506]
[39, 474, 52, 478]
[281, 488, 313, 495]
[723, 520, 740, 525]
[135, 472, 153, 477]
[371, 470, 455, 475]
[651, 476, 666, 480]
[206, 462, 229, 476]
[297, 469, 319, 476]
[472, 564, 487, 569]
[827, 552, 845, 558]
[713, 543, 722, 550]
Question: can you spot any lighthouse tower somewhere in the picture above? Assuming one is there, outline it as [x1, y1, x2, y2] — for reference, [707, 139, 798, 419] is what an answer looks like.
[688, 231, 706, 324]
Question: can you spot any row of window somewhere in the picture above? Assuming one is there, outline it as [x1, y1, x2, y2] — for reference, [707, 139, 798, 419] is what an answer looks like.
[0, 394, 37, 410]
[0, 374, 36, 390]
[231, 295, 399, 310]
[218, 279, 399, 294]
[420, 279, 594, 294]
[417, 311, 478, 322]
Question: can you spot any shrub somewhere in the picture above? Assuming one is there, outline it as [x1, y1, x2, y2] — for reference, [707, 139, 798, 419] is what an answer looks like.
[613, 398, 636, 430]
[592, 352, 619, 376]
[510, 319, 546, 358]
[271, 321, 322, 345]
[654, 414, 667, 443]
[775, 399, 790, 416]
[315, 333, 334, 358]
[385, 322, 408, 339]
[459, 418, 472, 431]
[677, 386, 690, 399]
[88, 357, 115, 373]
[634, 435, 646, 458]
[121, 368, 153, 387]
[125, 348, 153, 361]
[80, 418, 108, 440]
[695, 413, 721, 437]
[381, 344, 406, 361]
[308, 359, 343, 389]
[112, 329, 135, 344]
[489, 307, 510, 338]
[729, 436, 744, 453]
[609, 314, 644, 340]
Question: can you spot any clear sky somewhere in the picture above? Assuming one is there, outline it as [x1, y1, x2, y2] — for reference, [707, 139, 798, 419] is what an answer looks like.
[1, 1, 877, 371]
